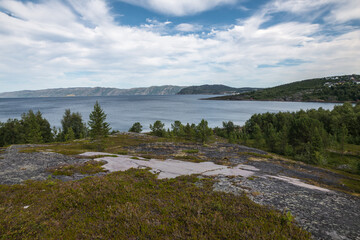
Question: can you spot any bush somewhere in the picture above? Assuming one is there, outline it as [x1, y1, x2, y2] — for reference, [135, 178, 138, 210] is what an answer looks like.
[129, 122, 142, 133]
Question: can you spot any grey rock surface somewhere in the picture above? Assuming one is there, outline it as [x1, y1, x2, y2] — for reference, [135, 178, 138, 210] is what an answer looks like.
[0, 145, 87, 184]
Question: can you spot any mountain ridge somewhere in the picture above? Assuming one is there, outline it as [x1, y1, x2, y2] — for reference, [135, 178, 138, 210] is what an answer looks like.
[0, 86, 186, 98]
[0, 84, 261, 98]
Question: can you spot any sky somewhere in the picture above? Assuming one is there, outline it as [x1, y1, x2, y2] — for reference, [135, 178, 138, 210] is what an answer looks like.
[0, 0, 359, 92]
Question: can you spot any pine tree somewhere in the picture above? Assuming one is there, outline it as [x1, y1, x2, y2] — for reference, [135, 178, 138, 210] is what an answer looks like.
[223, 121, 235, 137]
[171, 120, 184, 137]
[21, 110, 43, 143]
[61, 109, 86, 140]
[196, 119, 213, 143]
[150, 120, 165, 137]
[65, 127, 75, 141]
[265, 123, 279, 152]
[88, 101, 111, 139]
[252, 123, 265, 148]
[184, 123, 196, 140]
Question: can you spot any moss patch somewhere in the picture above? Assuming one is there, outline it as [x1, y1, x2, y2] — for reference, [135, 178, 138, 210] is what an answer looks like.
[48, 160, 107, 176]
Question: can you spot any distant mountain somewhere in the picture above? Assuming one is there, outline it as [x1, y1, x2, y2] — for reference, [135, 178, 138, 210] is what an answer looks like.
[177, 84, 261, 95]
[0, 86, 186, 98]
[206, 75, 360, 102]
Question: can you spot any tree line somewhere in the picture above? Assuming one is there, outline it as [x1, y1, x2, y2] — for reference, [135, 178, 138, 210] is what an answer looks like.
[0, 101, 110, 147]
[239, 102, 360, 164]
[129, 119, 213, 144]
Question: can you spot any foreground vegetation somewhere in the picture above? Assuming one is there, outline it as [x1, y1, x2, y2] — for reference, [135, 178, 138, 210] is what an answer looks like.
[0, 169, 310, 239]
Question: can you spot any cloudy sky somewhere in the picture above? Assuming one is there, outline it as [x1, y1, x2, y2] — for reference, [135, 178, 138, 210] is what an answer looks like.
[0, 0, 359, 92]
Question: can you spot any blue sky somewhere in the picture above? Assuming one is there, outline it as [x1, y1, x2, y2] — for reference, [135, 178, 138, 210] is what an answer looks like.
[0, 0, 359, 92]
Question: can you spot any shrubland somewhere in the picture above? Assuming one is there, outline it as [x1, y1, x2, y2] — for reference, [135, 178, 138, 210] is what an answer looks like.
[0, 169, 310, 239]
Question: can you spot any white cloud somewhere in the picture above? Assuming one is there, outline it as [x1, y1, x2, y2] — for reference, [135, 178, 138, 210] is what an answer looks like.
[68, 0, 114, 25]
[269, 0, 360, 23]
[0, 0, 359, 92]
[328, 0, 360, 22]
[269, 0, 336, 13]
[175, 23, 202, 32]
[117, 0, 237, 16]
[140, 18, 172, 33]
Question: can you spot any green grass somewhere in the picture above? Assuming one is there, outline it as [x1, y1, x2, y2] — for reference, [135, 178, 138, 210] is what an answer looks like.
[341, 178, 360, 194]
[341, 143, 360, 155]
[0, 169, 310, 239]
[325, 151, 360, 174]
[48, 160, 107, 176]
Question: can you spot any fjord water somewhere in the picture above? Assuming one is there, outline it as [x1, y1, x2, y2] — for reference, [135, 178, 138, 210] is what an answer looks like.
[0, 95, 339, 131]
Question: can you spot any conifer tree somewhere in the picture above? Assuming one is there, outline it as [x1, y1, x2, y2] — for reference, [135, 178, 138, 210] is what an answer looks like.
[61, 109, 87, 139]
[150, 120, 165, 137]
[196, 119, 213, 143]
[88, 101, 111, 139]
[171, 120, 184, 137]
[65, 128, 75, 141]
[252, 123, 265, 148]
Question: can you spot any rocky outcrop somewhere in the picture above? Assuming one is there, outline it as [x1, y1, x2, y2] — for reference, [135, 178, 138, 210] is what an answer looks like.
[0, 145, 88, 184]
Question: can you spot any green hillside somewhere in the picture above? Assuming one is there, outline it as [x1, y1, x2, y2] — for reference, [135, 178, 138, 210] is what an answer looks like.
[207, 75, 360, 102]
[177, 84, 261, 95]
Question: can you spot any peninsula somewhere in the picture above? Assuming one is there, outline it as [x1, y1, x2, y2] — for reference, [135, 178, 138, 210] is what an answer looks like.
[205, 75, 360, 102]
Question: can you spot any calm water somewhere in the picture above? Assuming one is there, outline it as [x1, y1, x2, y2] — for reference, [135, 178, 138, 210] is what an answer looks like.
[0, 95, 339, 131]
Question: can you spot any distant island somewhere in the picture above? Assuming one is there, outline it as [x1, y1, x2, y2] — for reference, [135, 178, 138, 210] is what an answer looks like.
[205, 75, 360, 102]
[0, 84, 259, 98]
[177, 84, 261, 95]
